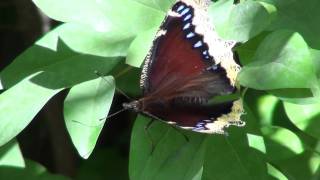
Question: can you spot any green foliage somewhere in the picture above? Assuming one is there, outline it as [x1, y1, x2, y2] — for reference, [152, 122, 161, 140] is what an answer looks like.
[0, 140, 25, 167]
[1, 0, 320, 179]
[64, 77, 115, 158]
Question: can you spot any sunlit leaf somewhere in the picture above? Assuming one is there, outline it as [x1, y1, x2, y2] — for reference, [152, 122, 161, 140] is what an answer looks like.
[239, 30, 316, 90]
[39, 23, 134, 57]
[208, 0, 234, 34]
[221, 1, 275, 42]
[126, 28, 158, 67]
[0, 140, 25, 167]
[284, 102, 320, 139]
[64, 76, 115, 158]
[267, 163, 288, 180]
[262, 126, 304, 161]
[1, 27, 121, 89]
[0, 73, 62, 146]
[32, 0, 165, 37]
[247, 133, 266, 154]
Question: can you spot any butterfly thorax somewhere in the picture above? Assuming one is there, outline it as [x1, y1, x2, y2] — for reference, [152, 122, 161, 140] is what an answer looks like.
[122, 100, 141, 112]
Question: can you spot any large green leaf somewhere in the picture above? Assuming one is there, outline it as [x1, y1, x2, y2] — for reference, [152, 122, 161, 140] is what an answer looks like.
[284, 102, 320, 140]
[133, 0, 175, 12]
[0, 140, 25, 167]
[129, 116, 207, 180]
[272, 151, 320, 180]
[236, 32, 270, 65]
[239, 30, 316, 90]
[0, 74, 62, 146]
[262, 126, 304, 161]
[266, 0, 320, 49]
[1, 37, 120, 89]
[0, 23, 122, 91]
[64, 77, 115, 158]
[32, 0, 165, 37]
[243, 91, 306, 160]
[0, 23, 120, 148]
[39, 23, 133, 57]
[208, 0, 234, 35]
[126, 28, 158, 68]
[129, 116, 269, 180]
[202, 129, 268, 180]
[217, 1, 275, 42]
[269, 88, 319, 105]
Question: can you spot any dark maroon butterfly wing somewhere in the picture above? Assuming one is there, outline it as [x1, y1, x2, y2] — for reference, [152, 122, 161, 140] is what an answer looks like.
[139, 2, 237, 131]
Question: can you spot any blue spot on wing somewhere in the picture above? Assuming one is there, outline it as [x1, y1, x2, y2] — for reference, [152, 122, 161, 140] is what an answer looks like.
[192, 120, 208, 131]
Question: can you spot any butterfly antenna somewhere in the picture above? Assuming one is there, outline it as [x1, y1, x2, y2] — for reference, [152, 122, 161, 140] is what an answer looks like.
[94, 70, 133, 101]
[99, 108, 127, 121]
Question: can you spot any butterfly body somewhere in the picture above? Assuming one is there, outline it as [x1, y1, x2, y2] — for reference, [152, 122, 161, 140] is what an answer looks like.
[124, 0, 244, 133]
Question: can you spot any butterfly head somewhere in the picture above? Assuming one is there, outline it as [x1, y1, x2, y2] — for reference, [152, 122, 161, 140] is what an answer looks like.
[122, 100, 141, 112]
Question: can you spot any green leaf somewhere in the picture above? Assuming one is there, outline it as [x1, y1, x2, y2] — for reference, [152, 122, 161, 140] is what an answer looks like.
[39, 23, 134, 57]
[267, 163, 288, 180]
[272, 151, 320, 180]
[239, 30, 316, 90]
[262, 126, 304, 161]
[0, 22, 120, 148]
[64, 76, 115, 158]
[283, 102, 320, 139]
[0, 140, 25, 167]
[202, 129, 268, 180]
[221, 1, 275, 42]
[0, 73, 62, 146]
[0, 160, 70, 180]
[208, 0, 234, 35]
[269, 88, 319, 104]
[236, 32, 270, 65]
[126, 28, 158, 67]
[1, 37, 120, 89]
[129, 116, 268, 180]
[247, 134, 266, 154]
[114, 66, 141, 97]
[250, 92, 280, 126]
[267, 0, 320, 49]
[244, 90, 309, 154]
[310, 48, 320, 78]
[32, 0, 165, 37]
[129, 115, 207, 180]
[133, 0, 175, 12]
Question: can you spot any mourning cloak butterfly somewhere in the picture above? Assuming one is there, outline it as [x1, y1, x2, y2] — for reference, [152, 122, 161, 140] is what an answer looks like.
[123, 0, 245, 134]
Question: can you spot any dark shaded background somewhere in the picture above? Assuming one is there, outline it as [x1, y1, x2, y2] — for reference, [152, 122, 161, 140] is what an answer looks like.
[0, 0, 132, 179]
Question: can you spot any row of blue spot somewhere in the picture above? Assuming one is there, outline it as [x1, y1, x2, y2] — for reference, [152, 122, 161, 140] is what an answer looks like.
[173, 3, 211, 61]
[193, 120, 209, 131]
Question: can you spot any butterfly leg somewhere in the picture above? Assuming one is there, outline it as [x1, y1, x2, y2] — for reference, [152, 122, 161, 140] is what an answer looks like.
[144, 119, 156, 154]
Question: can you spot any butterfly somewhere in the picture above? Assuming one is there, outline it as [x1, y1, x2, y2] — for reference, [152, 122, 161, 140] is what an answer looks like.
[123, 0, 245, 134]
